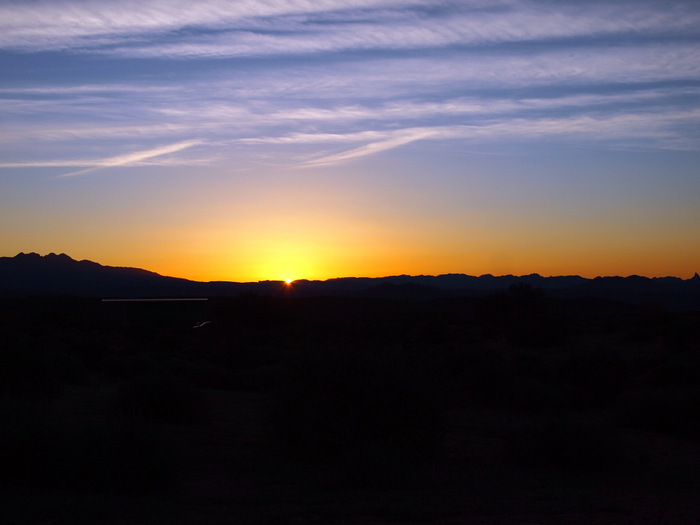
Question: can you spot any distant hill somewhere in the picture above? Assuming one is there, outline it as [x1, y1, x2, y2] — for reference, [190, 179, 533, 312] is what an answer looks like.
[1, 253, 698, 309]
[0, 252, 201, 298]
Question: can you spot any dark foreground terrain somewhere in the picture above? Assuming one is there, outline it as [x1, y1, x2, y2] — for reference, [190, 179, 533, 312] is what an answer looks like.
[1, 289, 699, 524]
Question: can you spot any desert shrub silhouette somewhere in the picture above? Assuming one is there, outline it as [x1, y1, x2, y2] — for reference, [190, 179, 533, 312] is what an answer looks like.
[507, 413, 625, 472]
[615, 387, 700, 441]
[271, 348, 445, 487]
[116, 372, 210, 425]
[100, 351, 160, 380]
[164, 355, 238, 390]
[662, 313, 700, 354]
[51, 351, 91, 386]
[0, 399, 179, 492]
[0, 347, 61, 401]
[645, 352, 700, 388]
[552, 348, 627, 410]
[475, 283, 567, 348]
[505, 315, 568, 348]
[457, 351, 567, 413]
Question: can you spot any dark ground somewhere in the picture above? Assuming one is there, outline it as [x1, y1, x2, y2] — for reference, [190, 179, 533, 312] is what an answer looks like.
[1, 289, 699, 524]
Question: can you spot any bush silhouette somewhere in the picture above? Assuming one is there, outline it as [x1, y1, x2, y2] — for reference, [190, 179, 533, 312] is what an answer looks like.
[0, 348, 61, 401]
[116, 373, 210, 425]
[507, 413, 625, 472]
[52, 351, 91, 386]
[615, 387, 700, 441]
[0, 399, 179, 492]
[271, 348, 445, 486]
[475, 283, 567, 348]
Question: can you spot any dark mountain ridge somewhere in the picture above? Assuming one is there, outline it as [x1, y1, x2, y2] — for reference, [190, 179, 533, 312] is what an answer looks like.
[1, 252, 698, 309]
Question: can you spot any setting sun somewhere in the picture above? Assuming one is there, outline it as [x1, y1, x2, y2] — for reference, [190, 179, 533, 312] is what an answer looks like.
[285, 278, 293, 284]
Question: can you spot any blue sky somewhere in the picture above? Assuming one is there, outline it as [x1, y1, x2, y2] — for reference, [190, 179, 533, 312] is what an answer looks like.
[1, 0, 699, 281]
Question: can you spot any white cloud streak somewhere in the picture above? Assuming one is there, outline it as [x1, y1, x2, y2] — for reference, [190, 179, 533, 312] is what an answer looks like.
[243, 109, 700, 167]
[48, 139, 203, 177]
[303, 128, 438, 166]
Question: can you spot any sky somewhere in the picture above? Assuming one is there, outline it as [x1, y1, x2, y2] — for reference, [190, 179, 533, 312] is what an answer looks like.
[1, 0, 699, 282]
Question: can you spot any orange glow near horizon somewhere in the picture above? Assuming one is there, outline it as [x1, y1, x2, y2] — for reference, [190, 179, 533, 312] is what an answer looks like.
[8, 239, 697, 283]
[13, 203, 697, 283]
[141, 237, 699, 283]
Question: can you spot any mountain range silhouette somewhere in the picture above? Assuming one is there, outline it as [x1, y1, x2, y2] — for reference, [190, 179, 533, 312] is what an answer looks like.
[1, 252, 698, 309]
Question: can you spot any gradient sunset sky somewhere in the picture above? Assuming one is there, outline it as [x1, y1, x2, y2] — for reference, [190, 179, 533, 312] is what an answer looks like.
[1, 0, 699, 282]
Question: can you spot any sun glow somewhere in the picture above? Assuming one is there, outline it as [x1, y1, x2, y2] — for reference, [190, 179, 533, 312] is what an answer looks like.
[285, 278, 293, 284]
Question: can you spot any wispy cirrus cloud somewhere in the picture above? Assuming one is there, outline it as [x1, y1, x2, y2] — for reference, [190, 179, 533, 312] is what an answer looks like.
[29, 139, 205, 177]
[302, 128, 439, 167]
[104, 9, 700, 60]
[3, 80, 699, 172]
[0, 122, 206, 143]
[2, 0, 699, 58]
[243, 108, 700, 168]
[1, 0, 699, 177]
[0, 0, 398, 52]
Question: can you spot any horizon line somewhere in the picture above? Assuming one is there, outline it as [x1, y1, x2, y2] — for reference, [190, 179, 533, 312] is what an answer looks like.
[4, 252, 698, 282]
